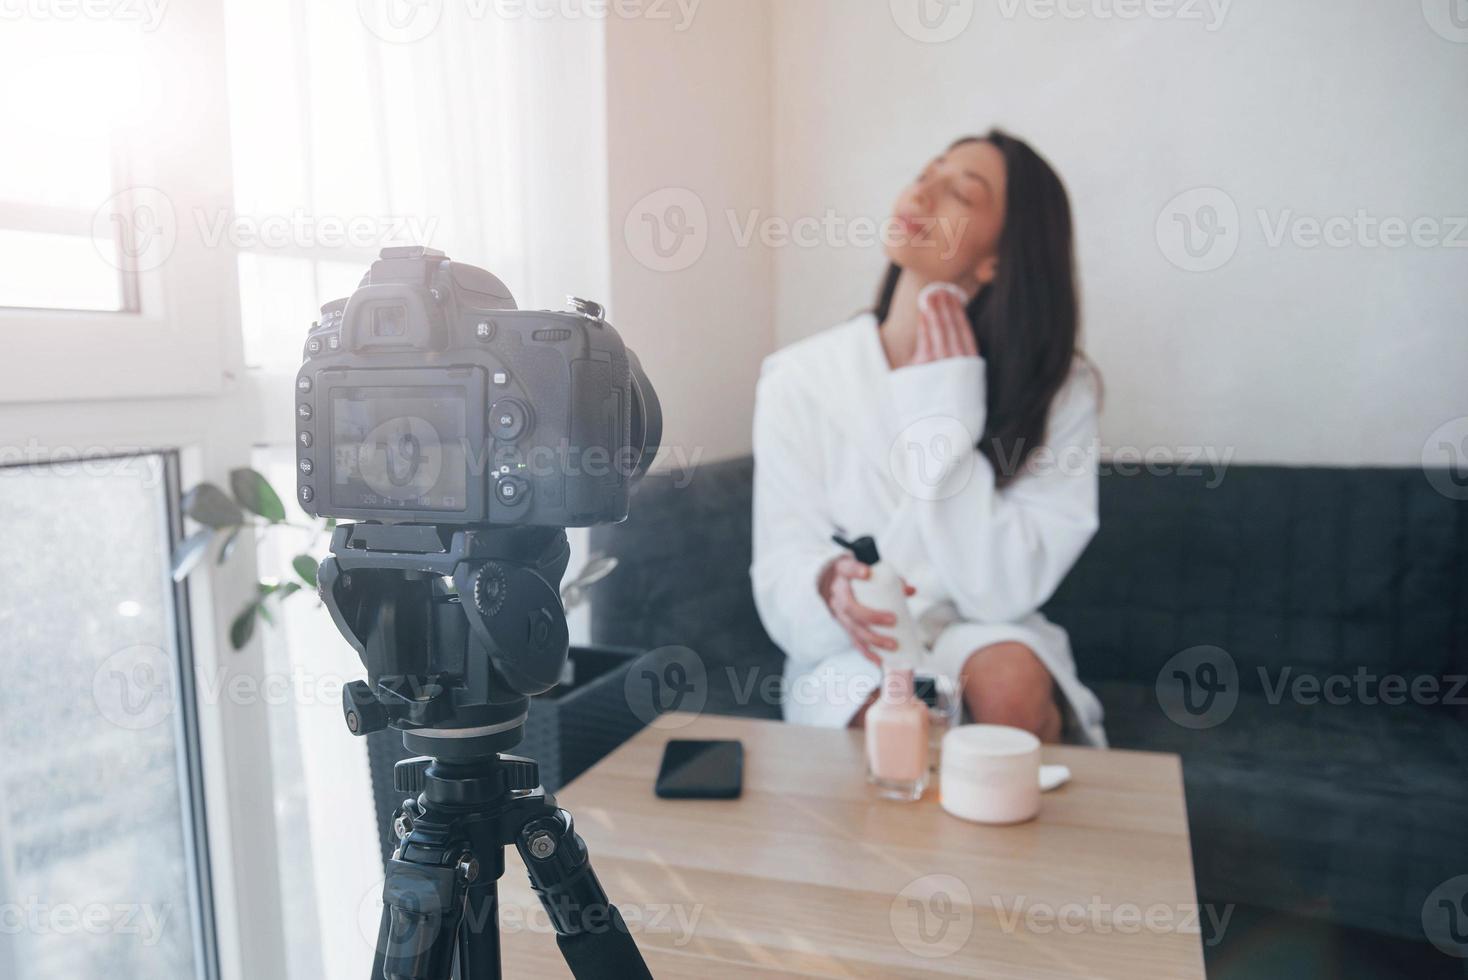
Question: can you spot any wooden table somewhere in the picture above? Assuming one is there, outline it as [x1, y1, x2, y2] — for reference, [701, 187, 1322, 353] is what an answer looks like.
[498, 713, 1206, 979]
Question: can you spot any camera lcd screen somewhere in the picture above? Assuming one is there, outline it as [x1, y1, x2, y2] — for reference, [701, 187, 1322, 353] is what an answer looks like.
[330, 386, 470, 513]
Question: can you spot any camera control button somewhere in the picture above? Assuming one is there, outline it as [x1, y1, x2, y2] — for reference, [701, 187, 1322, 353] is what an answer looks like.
[489, 399, 529, 441]
[496, 476, 529, 507]
[475, 320, 496, 342]
[298, 430, 313, 449]
[297, 404, 313, 421]
[307, 338, 323, 356]
[326, 333, 341, 351]
[300, 486, 315, 504]
[299, 458, 314, 476]
[297, 377, 313, 393]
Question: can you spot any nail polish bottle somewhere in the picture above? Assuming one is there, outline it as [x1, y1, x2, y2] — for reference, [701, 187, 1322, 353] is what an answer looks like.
[865, 665, 931, 802]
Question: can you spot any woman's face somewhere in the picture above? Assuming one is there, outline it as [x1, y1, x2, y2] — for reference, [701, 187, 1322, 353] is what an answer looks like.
[885, 140, 1008, 291]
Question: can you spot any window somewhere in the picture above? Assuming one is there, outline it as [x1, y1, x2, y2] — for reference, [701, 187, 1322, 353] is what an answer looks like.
[0, 22, 148, 313]
[0, 15, 236, 404]
[0, 4, 607, 976]
[0, 454, 217, 979]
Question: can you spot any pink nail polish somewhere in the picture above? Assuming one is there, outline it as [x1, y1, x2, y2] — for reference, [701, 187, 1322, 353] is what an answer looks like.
[866, 667, 930, 802]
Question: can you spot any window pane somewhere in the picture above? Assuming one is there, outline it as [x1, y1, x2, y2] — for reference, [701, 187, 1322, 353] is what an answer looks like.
[0, 25, 126, 211]
[0, 455, 208, 979]
[238, 252, 315, 370]
[0, 230, 124, 312]
[0, 22, 144, 312]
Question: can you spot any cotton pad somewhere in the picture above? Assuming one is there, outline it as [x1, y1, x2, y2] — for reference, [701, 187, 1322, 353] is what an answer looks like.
[918, 282, 971, 311]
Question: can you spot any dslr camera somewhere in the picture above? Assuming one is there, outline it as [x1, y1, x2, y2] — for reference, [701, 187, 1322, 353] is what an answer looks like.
[295, 245, 661, 527]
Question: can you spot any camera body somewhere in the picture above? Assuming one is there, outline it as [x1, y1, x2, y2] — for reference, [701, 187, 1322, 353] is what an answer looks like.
[295, 247, 657, 528]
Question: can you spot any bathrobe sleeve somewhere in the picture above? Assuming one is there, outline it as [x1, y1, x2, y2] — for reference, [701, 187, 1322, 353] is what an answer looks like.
[884, 356, 1100, 625]
[749, 361, 854, 668]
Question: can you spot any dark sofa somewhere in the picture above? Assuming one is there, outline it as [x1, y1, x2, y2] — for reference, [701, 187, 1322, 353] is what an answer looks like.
[590, 455, 1468, 942]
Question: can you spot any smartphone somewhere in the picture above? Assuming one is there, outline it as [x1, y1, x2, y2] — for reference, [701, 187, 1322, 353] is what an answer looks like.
[654, 739, 744, 800]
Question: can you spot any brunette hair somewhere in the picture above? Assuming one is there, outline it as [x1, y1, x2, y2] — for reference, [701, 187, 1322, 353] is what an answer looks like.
[875, 129, 1086, 486]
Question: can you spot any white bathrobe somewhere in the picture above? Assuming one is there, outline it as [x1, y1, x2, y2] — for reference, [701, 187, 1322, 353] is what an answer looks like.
[749, 313, 1107, 746]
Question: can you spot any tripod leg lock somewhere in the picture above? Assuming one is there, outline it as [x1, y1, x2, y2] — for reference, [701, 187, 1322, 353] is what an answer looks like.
[515, 810, 605, 935]
[378, 859, 468, 980]
[514, 808, 654, 979]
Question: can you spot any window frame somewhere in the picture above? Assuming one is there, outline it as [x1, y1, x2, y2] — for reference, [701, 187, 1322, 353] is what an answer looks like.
[160, 450, 225, 980]
[0, 448, 234, 980]
[0, 7, 237, 405]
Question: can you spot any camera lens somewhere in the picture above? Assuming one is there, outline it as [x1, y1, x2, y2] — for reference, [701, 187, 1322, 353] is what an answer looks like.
[628, 352, 662, 483]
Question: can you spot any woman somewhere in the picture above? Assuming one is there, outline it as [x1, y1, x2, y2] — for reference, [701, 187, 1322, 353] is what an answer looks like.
[749, 130, 1105, 746]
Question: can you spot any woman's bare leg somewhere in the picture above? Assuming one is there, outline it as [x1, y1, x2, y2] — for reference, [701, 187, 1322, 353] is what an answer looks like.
[958, 642, 1063, 743]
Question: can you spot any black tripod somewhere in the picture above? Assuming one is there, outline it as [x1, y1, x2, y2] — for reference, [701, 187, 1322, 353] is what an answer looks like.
[370, 754, 650, 980]
[320, 522, 654, 980]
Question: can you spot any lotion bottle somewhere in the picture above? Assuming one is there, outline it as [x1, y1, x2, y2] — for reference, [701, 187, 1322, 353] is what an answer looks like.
[832, 535, 925, 667]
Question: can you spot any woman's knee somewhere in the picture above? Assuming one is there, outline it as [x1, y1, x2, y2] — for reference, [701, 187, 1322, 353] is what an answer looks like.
[959, 642, 1058, 736]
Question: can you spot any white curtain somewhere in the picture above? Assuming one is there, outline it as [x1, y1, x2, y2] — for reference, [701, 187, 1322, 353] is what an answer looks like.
[219, 5, 607, 979]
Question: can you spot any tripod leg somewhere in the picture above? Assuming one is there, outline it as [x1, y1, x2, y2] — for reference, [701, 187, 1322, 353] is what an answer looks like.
[370, 857, 471, 980]
[454, 879, 501, 980]
[514, 808, 654, 980]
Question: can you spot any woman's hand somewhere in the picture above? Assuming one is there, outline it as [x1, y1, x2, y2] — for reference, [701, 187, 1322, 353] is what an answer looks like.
[818, 556, 918, 666]
[912, 288, 979, 364]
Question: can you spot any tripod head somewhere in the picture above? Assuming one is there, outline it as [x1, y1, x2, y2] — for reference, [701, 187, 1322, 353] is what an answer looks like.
[320, 521, 572, 761]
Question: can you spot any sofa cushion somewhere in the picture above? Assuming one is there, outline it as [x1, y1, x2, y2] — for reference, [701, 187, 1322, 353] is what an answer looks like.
[1095, 679, 1468, 937]
[1046, 466, 1468, 691]
[591, 456, 784, 720]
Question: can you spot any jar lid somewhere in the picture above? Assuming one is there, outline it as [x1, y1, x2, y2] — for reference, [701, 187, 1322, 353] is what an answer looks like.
[942, 725, 1040, 765]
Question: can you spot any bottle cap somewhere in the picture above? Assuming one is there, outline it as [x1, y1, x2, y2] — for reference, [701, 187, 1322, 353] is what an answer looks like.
[832, 534, 881, 566]
[880, 665, 915, 703]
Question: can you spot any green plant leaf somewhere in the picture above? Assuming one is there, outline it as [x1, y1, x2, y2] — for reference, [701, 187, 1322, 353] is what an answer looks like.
[171, 529, 215, 582]
[292, 555, 319, 589]
[216, 527, 242, 566]
[257, 603, 275, 627]
[183, 483, 244, 528]
[230, 468, 286, 523]
[278, 582, 303, 599]
[229, 605, 258, 650]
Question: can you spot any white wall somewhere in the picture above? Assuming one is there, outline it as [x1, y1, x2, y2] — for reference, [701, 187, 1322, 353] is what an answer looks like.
[604, 2, 775, 466]
[768, 0, 1468, 466]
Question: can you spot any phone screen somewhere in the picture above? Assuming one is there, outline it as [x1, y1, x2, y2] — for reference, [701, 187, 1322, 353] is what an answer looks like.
[654, 740, 744, 799]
